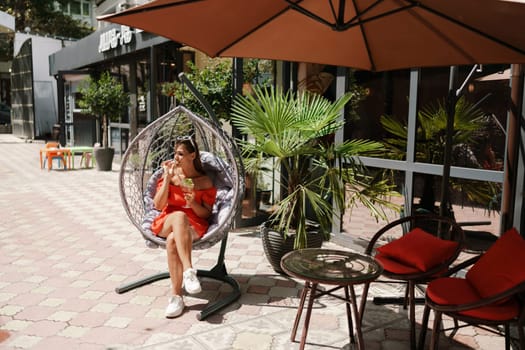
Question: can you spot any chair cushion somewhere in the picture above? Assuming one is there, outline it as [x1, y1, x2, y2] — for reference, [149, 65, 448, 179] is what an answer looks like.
[466, 227, 525, 299]
[375, 252, 422, 275]
[376, 227, 459, 272]
[427, 277, 520, 321]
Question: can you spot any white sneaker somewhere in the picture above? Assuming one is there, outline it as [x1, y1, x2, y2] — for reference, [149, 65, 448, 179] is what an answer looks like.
[183, 268, 201, 294]
[165, 295, 184, 318]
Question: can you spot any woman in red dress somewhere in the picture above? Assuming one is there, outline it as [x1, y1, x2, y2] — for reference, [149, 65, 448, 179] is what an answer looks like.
[151, 137, 217, 318]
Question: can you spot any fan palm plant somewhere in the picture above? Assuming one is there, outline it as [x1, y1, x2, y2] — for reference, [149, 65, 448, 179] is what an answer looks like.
[231, 85, 398, 250]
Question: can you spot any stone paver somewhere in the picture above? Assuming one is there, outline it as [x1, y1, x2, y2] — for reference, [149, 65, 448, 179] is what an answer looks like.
[0, 134, 515, 349]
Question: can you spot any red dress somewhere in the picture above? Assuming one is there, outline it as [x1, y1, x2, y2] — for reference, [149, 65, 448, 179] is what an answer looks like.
[151, 178, 217, 238]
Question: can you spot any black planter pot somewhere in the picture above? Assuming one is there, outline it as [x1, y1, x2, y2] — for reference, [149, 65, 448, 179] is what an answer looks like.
[260, 222, 324, 274]
[94, 147, 115, 171]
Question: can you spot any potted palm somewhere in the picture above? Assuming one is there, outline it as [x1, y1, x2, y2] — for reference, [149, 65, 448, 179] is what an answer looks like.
[78, 71, 130, 171]
[231, 86, 398, 273]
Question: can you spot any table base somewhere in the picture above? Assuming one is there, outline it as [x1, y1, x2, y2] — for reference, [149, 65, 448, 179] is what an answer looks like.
[291, 282, 365, 350]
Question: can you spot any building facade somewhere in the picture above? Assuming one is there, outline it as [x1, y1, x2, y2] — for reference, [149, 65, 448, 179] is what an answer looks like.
[48, 1, 525, 235]
[49, 23, 196, 153]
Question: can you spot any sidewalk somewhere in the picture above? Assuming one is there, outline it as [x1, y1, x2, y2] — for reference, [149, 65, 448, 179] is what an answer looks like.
[0, 134, 510, 349]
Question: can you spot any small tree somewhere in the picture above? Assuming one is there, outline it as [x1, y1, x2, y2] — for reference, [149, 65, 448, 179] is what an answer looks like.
[78, 72, 130, 148]
[160, 60, 233, 121]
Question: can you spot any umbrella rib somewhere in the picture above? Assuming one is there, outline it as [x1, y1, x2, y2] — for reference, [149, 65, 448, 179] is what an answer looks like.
[342, 1, 416, 30]
[286, 0, 416, 31]
[417, 2, 525, 57]
[328, 0, 338, 23]
[336, 0, 346, 26]
[350, 0, 377, 71]
[284, 0, 336, 29]
[406, 7, 476, 62]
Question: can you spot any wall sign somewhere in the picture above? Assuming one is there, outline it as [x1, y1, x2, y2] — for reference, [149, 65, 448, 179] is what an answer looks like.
[98, 25, 134, 53]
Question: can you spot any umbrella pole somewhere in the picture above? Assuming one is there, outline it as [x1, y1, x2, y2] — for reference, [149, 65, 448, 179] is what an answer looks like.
[439, 65, 459, 218]
[439, 89, 457, 218]
[439, 65, 481, 218]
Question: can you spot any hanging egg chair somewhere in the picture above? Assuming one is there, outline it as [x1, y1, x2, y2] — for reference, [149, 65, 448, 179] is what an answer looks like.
[117, 73, 245, 320]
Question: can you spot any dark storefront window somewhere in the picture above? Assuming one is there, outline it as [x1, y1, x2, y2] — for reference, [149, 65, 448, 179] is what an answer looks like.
[157, 46, 195, 116]
[137, 59, 149, 126]
[345, 65, 508, 238]
[70, 1, 81, 15]
[350, 70, 411, 146]
[91, 43, 192, 157]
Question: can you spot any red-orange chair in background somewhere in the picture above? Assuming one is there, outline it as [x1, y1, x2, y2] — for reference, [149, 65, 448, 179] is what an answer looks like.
[42, 142, 67, 171]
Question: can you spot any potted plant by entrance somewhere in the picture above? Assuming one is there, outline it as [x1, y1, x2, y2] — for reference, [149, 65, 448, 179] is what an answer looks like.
[242, 59, 259, 96]
[231, 86, 398, 273]
[78, 71, 130, 171]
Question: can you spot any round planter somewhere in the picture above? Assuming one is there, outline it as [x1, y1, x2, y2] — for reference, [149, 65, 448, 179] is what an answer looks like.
[94, 147, 115, 171]
[260, 223, 323, 274]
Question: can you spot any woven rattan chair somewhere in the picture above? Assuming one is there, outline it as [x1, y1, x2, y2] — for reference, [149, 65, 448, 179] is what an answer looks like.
[116, 74, 245, 320]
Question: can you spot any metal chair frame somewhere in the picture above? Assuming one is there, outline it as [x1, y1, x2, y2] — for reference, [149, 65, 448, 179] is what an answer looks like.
[360, 214, 465, 350]
[418, 254, 525, 350]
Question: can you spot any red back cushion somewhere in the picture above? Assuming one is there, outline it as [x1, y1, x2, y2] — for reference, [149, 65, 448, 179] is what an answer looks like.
[376, 227, 459, 272]
[466, 228, 525, 298]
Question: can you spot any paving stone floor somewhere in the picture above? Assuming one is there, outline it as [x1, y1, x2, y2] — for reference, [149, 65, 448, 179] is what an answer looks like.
[0, 134, 515, 349]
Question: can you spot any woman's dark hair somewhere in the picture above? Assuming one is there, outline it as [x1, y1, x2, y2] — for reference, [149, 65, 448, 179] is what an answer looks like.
[176, 136, 205, 174]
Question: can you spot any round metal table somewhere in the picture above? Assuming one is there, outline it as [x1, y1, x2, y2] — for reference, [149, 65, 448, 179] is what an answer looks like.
[281, 248, 383, 350]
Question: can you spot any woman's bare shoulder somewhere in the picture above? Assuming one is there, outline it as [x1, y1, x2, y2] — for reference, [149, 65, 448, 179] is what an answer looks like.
[193, 174, 214, 189]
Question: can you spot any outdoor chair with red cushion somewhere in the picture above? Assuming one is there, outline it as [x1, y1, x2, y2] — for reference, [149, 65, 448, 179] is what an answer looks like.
[360, 214, 464, 350]
[419, 227, 525, 350]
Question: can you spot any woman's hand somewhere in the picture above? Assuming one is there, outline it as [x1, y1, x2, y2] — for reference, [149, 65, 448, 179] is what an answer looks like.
[183, 190, 195, 206]
[162, 160, 176, 181]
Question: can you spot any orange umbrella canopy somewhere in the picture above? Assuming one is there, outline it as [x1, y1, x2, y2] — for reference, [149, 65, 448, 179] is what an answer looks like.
[100, 0, 525, 71]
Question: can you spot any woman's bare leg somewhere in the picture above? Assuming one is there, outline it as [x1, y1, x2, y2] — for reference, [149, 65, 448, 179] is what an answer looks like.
[158, 212, 195, 294]
[165, 232, 183, 295]
[160, 212, 193, 270]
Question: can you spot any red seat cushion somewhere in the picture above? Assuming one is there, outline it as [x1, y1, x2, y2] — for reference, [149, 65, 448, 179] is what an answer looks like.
[466, 228, 525, 299]
[427, 277, 520, 321]
[375, 252, 422, 274]
[376, 227, 459, 272]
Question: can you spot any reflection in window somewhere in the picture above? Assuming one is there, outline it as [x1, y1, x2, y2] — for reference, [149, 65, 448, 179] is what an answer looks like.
[341, 66, 508, 238]
[70, 1, 81, 15]
[82, 3, 90, 16]
[137, 59, 149, 126]
[381, 96, 492, 168]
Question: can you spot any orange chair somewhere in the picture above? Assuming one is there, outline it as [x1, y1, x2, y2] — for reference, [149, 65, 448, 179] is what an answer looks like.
[42, 142, 67, 170]
[419, 228, 525, 350]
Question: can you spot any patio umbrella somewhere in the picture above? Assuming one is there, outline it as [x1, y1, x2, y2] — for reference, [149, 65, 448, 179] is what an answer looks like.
[100, 0, 525, 214]
[100, 0, 525, 71]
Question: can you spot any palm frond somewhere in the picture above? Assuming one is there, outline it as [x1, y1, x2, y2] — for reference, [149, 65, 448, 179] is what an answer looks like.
[232, 85, 399, 249]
